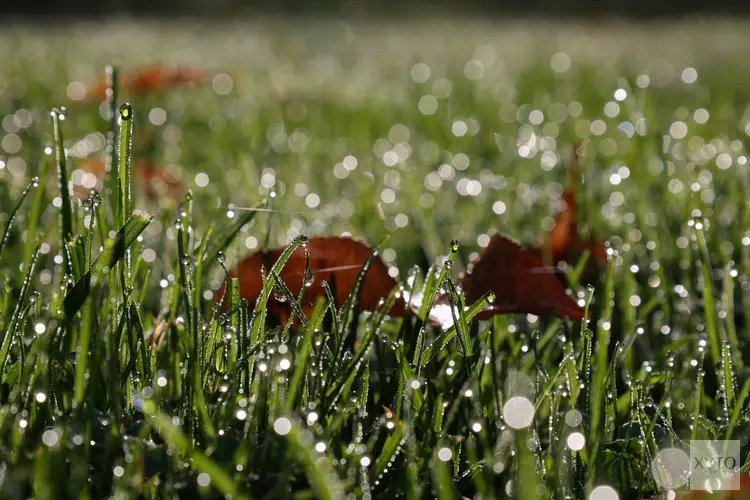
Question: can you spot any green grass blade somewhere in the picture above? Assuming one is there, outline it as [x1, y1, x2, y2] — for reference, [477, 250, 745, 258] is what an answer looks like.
[64, 212, 152, 318]
[203, 200, 266, 269]
[0, 178, 38, 261]
[0, 241, 41, 376]
[50, 109, 74, 276]
[142, 399, 247, 500]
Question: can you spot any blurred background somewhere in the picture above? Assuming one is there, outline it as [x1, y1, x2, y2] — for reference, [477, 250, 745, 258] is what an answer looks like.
[1, 0, 749, 299]
[7, 0, 750, 17]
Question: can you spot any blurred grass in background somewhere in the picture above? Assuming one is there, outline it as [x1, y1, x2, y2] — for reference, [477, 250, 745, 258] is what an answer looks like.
[0, 20, 748, 499]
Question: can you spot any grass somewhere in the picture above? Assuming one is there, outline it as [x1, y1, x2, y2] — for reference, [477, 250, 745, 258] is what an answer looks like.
[0, 20, 749, 499]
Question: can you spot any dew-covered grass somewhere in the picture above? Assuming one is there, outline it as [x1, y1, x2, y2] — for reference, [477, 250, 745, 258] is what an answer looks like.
[0, 20, 749, 499]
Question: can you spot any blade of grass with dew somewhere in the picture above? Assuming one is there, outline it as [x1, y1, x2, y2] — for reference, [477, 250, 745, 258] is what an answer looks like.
[72, 286, 96, 411]
[176, 205, 214, 444]
[325, 285, 402, 412]
[281, 417, 344, 500]
[129, 302, 151, 387]
[431, 443, 458, 500]
[20, 166, 47, 287]
[719, 339, 737, 423]
[587, 252, 615, 492]
[322, 280, 341, 342]
[722, 263, 742, 370]
[117, 103, 134, 293]
[418, 292, 494, 368]
[694, 220, 721, 367]
[104, 64, 119, 218]
[515, 428, 542, 500]
[565, 249, 591, 290]
[271, 270, 310, 329]
[50, 109, 74, 277]
[141, 399, 247, 500]
[0, 178, 38, 261]
[223, 277, 241, 377]
[64, 212, 152, 318]
[247, 235, 306, 348]
[392, 340, 424, 413]
[371, 418, 405, 481]
[441, 278, 472, 360]
[192, 220, 211, 310]
[203, 200, 266, 270]
[416, 239, 460, 323]
[333, 244, 385, 363]
[726, 377, 750, 440]
[0, 242, 41, 377]
[284, 299, 325, 412]
[691, 352, 706, 441]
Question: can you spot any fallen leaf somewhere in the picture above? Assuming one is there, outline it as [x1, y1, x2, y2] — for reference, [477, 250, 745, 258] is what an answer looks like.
[225, 234, 585, 326]
[85, 66, 206, 101]
[531, 142, 607, 282]
[457, 233, 586, 322]
[223, 236, 406, 324]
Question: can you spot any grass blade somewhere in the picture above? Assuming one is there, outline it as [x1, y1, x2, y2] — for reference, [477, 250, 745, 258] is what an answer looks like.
[0, 178, 38, 261]
[142, 399, 247, 500]
[50, 109, 74, 276]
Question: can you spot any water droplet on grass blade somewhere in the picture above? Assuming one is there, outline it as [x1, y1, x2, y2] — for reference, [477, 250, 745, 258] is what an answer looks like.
[304, 267, 314, 287]
[119, 103, 133, 121]
[273, 285, 288, 303]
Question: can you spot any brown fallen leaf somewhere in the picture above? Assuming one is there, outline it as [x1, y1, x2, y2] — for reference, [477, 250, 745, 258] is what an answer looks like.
[85, 66, 207, 101]
[222, 236, 406, 325]
[458, 233, 586, 322]
[531, 142, 607, 283]
[224, 233, 586, 326]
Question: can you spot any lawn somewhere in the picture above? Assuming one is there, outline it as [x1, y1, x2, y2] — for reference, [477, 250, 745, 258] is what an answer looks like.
[0, 20, 748, 499]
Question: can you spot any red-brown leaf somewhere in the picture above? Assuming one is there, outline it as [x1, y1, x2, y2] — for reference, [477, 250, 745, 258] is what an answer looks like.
[531, 143, 607, 280]
[457, 233, 585, 322]
[223, 236, 406, 324]
[85, 66, 206, 101]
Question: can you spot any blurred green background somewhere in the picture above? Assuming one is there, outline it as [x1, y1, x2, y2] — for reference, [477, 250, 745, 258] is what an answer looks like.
[1, 21, 749, 294]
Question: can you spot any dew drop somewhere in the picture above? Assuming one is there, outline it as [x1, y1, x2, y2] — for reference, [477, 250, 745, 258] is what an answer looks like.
[304, 268, 315, 287]
[119, 103, 133, 121]
[450, 239, 460, 253]
[273, 286, 288, 303]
